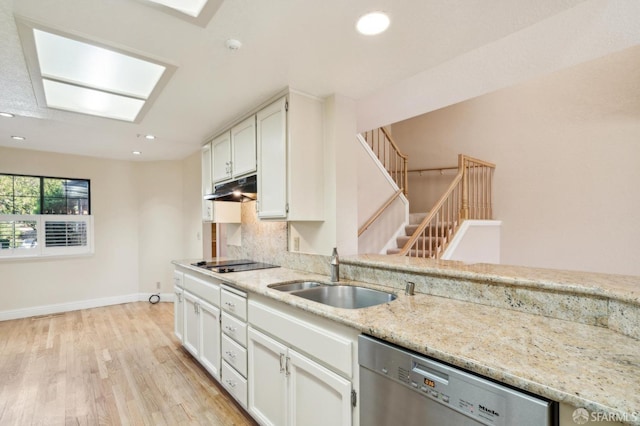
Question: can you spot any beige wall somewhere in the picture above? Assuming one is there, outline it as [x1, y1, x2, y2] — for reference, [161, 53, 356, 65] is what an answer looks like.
[390, 46, 640, 276]
[0, 146, 199, 314]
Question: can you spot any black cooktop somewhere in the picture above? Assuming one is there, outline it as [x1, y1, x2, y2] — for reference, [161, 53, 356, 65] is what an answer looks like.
[191, 259, 279, 273]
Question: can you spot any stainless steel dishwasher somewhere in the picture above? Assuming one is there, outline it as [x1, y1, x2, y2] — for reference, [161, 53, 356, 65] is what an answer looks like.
[359, 335, 558, 426]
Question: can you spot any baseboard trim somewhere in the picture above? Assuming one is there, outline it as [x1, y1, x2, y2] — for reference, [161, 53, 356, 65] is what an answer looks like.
[0, 292, 175, 321]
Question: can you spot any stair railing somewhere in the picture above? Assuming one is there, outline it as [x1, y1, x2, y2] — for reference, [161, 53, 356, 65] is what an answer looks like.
[397, 155, 495, 258]
[361, 127, 409, 197]
[358, 189, 403, 236]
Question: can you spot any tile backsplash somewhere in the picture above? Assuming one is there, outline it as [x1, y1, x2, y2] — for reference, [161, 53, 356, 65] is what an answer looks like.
[225, 201, 331, 276]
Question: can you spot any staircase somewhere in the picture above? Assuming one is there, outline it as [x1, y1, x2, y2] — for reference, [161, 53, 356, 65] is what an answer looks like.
[360, 127, 496, 259]
[386, 213, 455, 257]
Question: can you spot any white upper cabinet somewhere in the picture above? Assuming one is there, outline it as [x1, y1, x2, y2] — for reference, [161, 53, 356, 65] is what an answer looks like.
[212, 131, 232, 183]
[231, 116, 257, 179]
[202, 140, 241, 223]
[201, 142, 214, 221]
[256, 97, 287, 219]
[257, 91, 324, 221]
[212, 116, 257, 185]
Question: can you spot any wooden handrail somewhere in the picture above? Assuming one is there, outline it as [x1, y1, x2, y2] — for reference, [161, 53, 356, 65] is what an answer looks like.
[397, 174, 463, 256]
[379, 127, 408, 160]
[397, 154, 495, 258]
[361, 127, 409, 198]
[409, 166, 457, 173]
[358, 190, 403, 237]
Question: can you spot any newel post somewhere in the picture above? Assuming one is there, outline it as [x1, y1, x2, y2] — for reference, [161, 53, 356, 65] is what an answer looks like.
[459, 154, 469, 221]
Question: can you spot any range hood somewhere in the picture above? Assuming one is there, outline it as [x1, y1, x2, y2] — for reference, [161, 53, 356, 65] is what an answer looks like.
[204, 175, 257, 202]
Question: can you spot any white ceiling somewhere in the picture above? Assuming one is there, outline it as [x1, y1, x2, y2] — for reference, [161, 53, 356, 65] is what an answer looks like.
[0, 0, 637, 161]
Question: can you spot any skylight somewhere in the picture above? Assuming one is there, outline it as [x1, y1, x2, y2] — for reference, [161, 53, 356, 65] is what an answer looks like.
[17, 19, 176, 122]
[34, 30, 165, 98]
[147, 0, 208, 18]
[137, 0, 223, 27]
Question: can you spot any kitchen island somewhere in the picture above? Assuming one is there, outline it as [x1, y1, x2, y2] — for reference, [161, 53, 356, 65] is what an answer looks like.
[173, 256, 640, 425]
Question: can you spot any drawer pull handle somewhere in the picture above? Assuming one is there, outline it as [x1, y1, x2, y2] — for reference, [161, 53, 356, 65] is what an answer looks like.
[226, 351, 237, 359]
[225, 325, 236, 333]
[225, 379, 236, 389]
[225, 301, 236, 308]
[279, 353, 285, 373]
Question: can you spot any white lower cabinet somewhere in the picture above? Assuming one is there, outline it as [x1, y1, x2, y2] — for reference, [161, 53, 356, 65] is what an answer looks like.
[173, 270, 185, 342]
[248, 327, 352, 426]
[183, 290, 221, 379]
[199, 299, 221, 379]
[248, 327, 288, 426]
[174, 286, 184, 342]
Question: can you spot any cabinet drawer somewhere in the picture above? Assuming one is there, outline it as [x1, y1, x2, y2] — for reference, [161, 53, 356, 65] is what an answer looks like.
[221, 289, 247, 320]
[222, 334, 247, 377]
[221, 360, 247, 408]
[184, 274, 220, 306]
[222, 313, 247, 347]
[249, 300, 353, 377]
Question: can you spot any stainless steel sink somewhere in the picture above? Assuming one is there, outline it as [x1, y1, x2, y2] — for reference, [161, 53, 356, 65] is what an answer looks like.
[268, 281, 327, 292]
[290, 285, 396, 309]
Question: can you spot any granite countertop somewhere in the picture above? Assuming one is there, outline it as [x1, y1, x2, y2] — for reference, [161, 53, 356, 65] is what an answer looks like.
[173, 259, 640, 425]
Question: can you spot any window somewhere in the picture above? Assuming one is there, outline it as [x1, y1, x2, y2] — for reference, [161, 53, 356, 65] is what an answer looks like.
[0, 174, 93, 259]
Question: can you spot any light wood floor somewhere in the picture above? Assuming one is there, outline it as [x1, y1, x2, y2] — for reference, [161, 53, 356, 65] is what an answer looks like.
[0, 302, 257, 425]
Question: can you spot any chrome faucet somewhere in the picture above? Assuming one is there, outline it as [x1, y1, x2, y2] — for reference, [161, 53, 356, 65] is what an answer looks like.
[330, 247, 339, 282]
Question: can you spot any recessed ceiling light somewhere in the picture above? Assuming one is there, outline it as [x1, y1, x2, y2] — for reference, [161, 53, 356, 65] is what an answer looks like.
[0, 112, 15, 118]
[356, 12, 390, 36]
[11, 135, 26, 141]
[144, 134, 156, 140]
[132, 151, 142, 155]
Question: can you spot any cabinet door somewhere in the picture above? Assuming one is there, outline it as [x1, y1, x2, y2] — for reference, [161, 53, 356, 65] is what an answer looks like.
[183, 291, 200, 358]
[173, 285, 184, 342]
[201, 142, 214, 221]
[199, 299, 221, 379]
[231, 115, 257, 178]
[212, 131, 232, 183]
[257, 97, 287, 219]
[288, 349, 352, 426]
[248, 327, 288, 426]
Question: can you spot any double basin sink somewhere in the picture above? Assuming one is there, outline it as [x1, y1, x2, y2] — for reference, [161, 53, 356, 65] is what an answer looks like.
[268, 281, 396, 309]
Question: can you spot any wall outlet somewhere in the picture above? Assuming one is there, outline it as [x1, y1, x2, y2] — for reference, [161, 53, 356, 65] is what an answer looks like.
[293, 236, 300, 252]
[156, 281, 161, 290]
[197, 231, 201, 241]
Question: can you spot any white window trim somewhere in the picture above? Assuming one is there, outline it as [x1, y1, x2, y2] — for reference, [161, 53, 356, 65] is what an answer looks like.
[0, 214, 94, 259]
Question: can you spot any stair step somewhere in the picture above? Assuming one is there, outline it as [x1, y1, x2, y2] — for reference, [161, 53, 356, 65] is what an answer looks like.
[396, 236, 444, 248]
[386, 248, 437, 258]
[405, 224, 419, 235]
[405, 224, 454, 237]
[409, 212, 429, 224]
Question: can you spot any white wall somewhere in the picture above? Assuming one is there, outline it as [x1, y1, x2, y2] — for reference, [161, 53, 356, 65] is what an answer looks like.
[181, 151, 205, 259]
[441, 221, 501, 264]
[0, 146, 197, 317]
[136, 161, 184, 294]
[390, 46, 640, 276]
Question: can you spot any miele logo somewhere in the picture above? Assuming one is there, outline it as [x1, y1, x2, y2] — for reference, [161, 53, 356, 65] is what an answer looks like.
[479, 405, 500, 417]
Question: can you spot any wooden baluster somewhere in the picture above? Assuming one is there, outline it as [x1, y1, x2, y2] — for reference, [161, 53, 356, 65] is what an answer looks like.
[460, 155, 468, 221]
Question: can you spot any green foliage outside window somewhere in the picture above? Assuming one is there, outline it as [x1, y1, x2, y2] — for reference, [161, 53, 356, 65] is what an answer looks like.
[0, 174, 90, 215]
[0, 174, 90, 250]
